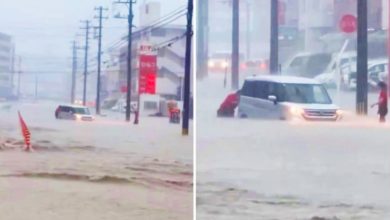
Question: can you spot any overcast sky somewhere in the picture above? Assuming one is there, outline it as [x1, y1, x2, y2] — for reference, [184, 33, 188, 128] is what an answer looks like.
[0, 0, 187, 96]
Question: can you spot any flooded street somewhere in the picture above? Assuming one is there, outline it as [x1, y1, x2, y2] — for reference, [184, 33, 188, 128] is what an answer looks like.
[0, 102, 193, 220]
[197, 75, 390, 220]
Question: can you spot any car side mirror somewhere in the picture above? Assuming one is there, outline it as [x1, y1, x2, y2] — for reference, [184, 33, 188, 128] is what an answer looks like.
[268, 95, 277, 105]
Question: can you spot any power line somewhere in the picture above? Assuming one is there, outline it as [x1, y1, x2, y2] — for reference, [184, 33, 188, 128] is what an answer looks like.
[104, 5, 187, 53]
[0, 26, 129, 30]
[104, 12, 186, 54]
[152, 32, 187, 51]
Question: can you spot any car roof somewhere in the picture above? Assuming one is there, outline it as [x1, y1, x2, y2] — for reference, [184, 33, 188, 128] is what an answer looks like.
[368, 58, 387, 65]
[59, 104, 88, 108]
[333, 51, 356, 57]
[290, 52, 331, 57]
[244, 75, 321, 84]
[340, 58, 387, 69]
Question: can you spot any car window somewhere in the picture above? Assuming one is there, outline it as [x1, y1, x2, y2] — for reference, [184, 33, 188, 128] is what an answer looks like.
[60, 106, 71, 112]
[268, 82, 276, 97]
[305, 54, 332, 76]
[283, 83, 332, 104]
[241, 81, 256, 97]
[313, 86, 330, 104]
[369, 64, 385, 73]
[254, 81, 268, 99]
[339, 58, 349, 66]
[290, 56, 306, 67]
[73, 107, 90, 115]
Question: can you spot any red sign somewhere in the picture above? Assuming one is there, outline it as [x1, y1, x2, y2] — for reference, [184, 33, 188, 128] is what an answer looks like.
[140, 45, 153, 52]
[139, 55, 157, 94]
[278, 0, 286, 25]
[120, 85, 127, 93]
[340, 14, 357, 33]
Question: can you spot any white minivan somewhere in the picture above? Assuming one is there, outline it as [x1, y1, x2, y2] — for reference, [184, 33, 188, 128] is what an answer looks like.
[238, 75, 342, 121]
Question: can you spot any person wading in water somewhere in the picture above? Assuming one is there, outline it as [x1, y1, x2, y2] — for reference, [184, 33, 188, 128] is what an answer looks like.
[371, 81, 388, 123]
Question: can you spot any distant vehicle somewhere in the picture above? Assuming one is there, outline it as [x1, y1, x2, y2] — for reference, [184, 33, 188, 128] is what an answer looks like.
[241, 59, 269, 75]
[55, 105, 94, 121]
[238, 75, 342, 121]
[208, 51, 245, 73]
[74, 100, 83, 105]
[315, 61, 355, 89]
[333, 58, 387, 90]
[366, 58, 388, 89]
[111, 99, 137, 113]
[283, 51, 356, 78]
[73, 100, 95, 107]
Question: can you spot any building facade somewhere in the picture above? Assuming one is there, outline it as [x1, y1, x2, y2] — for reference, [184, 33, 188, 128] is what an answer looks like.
[0, 32, 14, 98]
[104, 1, 188, 101]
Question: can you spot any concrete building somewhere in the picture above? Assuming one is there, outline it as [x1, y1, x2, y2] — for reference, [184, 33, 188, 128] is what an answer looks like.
[105, 1, 188, 102]
[117, 25, 186, 100]
[0, 32, 14, 98]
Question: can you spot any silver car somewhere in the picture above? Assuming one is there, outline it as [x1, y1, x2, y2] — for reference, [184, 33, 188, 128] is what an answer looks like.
[238, 75, 342, 121]
[55, 105, 94, 121]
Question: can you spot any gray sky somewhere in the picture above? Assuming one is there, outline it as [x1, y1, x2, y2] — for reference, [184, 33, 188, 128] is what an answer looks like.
[0, 0, 187, 97]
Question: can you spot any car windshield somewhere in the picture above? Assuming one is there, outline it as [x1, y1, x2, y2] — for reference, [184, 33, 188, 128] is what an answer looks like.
[73, 107, 90, 115]
[286, 54, 332, 77]
[281, 83, 332, 104]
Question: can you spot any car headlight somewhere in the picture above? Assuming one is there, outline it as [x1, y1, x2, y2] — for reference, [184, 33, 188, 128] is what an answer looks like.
[74, 114, 82, 120]
[290, 106, 304, 116]
[221, 61, 229, 68]
[208, 60, 215, 68]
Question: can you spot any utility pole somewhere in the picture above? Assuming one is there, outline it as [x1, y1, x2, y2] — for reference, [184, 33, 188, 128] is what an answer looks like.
[94, 6, 108, 115]
[356, 0, 368, 115]
[114, 0, 136, 122]
[34, 74, 38, 100]
[17, 56, 21, 99]
[196, 0, 209, 80]
[182, 0, 193, 136]
[80, 20, 91, 106]
[270, 0, 279, 74]
[231, 0, 239, 90]
[71, 41, 77, 104]
[246, 0, 251, 60]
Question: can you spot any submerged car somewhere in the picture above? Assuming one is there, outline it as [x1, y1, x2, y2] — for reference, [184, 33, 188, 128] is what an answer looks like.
[55, 105, 94, 121]
[238, 75, 342, 121]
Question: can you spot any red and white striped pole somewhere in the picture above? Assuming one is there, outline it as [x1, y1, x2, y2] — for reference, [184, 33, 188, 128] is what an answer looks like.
[18, 111, 32, 152]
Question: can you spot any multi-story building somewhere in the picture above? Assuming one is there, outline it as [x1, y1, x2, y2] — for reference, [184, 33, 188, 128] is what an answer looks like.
[0, 32, 14, 98]
[105, 1, 188, 101]
[116, 24, 186, 100]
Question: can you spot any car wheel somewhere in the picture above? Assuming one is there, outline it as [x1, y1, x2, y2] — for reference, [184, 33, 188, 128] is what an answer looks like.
[239, 113, 248, 118]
